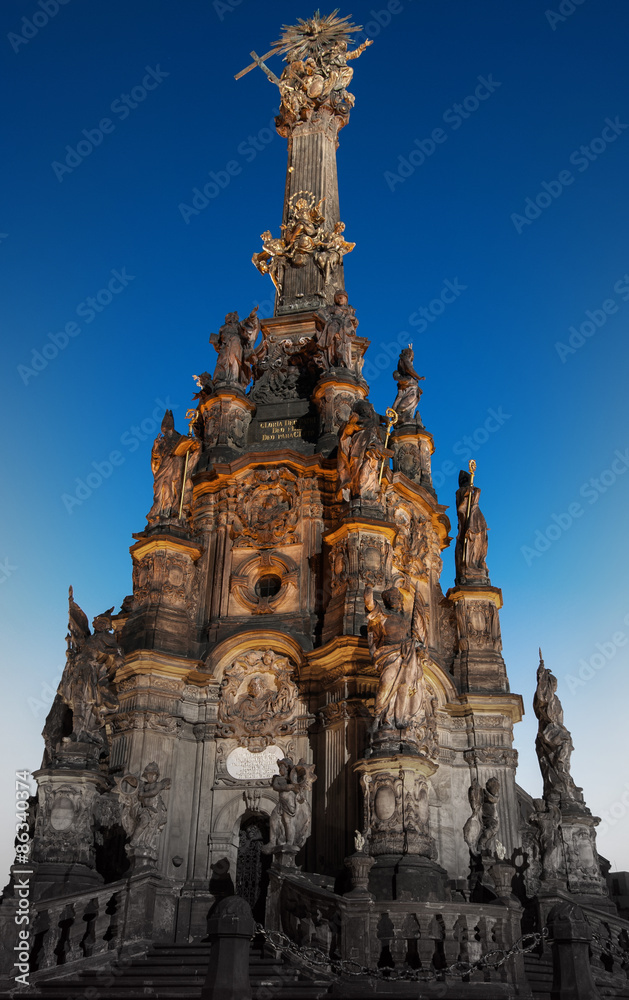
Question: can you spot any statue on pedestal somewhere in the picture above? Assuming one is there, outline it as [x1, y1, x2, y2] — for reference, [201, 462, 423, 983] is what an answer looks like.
[392, 346, 425, 424]
[114, 762, 171, 864]
[364, 584, 429, 736]
[314, 289, 359, 371]
[454, 463, 489, 584]
[42, 588, 122, 764]
[336, 400, 384, 501]
[210, 307, 260, 388]
[533, 650, 582, 806]
[147, 410, 201, 523]
[262, 757, 317, 859]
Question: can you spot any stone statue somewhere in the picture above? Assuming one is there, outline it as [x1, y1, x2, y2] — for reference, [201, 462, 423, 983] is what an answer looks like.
[253, 200, 354, 293]
[336, 400, 384, 501]
[533, 650, 582, 806]
[42, 588, 121, 763]
[313, 222, 355, 284]
[364, 583, 429, 735]
[262, 757, 317, 856]
[147, 410, 200, 523]
[252, 231, 286, 293]
[529, 797, 563, 878]
[454, 467, 489, 585]
[478, 777, 501, 853]
[464, 778, 501, 855]
[243, 12, 372, 133]
[392, 346, 425, 423]
[354, 830, 366, 853]
[463, 779, 484, 855]
[313, 289, 359, 371]
[114, 762, 171, 864]
[209, 307, 260, 387]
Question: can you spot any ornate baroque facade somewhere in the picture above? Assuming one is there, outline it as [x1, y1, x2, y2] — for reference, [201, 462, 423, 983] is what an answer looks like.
[2, 12, 627, 1000]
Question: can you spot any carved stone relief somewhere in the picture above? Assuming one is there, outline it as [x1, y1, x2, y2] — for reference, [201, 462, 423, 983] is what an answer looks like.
[217, 650, 299, 747]
[202, 396, 252, 451]
[132, 550, 199, 620]
[230, 550, 298, 615]
[230, 468, 300, 547]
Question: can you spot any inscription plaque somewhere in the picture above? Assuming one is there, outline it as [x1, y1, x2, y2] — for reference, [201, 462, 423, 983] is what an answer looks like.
[226, 744, 282, 780]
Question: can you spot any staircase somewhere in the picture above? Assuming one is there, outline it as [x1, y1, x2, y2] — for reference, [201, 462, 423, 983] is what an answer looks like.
[29, 938, 333, 999]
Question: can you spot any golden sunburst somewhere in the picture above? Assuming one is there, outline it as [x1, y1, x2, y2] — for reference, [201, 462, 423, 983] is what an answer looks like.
[273, 9, 362, 63]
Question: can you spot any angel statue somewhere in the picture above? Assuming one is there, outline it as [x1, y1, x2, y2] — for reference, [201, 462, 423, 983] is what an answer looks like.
[262, 757, 317, 857]
[42, 588, 122, 765]
[364, 583, 429, 738]
[114, 762, 171, 864]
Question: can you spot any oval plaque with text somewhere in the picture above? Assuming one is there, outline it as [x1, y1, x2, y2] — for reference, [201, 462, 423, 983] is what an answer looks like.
[226, 745, 282, 780]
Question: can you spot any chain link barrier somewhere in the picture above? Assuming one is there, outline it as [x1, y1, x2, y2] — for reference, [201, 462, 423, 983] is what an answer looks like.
[591, 930, 629, 965]
[255, 922, 548, 984]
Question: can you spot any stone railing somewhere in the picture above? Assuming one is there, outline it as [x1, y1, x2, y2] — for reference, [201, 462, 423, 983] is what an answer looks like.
[266, 868, 528, 988]
[30, 880, 127, 976]
[582, 901, 629, 992]
[0, 869, 174, 988]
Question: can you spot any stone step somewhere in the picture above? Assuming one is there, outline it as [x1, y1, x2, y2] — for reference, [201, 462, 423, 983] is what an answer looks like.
[30, 940, 331, 999]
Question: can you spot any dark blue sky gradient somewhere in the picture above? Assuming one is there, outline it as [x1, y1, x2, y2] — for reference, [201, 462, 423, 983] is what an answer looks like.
[2, 0, 629, 878]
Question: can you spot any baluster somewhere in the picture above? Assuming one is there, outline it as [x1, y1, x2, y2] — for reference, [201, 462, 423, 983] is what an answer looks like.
[389, 915, 406, 969]
[41, 906, 61, 969]
[417, 914, 434, 971]
[442, 911, 459, 970]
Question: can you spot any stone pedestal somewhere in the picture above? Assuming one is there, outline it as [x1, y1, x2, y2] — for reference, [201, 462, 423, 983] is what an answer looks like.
[391, 423, 435, 492]
[125, 533, 203, 657]
[201, 896, 255, 1000]
[312, 373, 367, 455]
[355, 753, 448, 901]
[560, 806, 608, 898]
[270, 845, 300, 869]
[447, 585, 508, 694]
[199, 389, 255, 463]
[31, 767, 109, 900]
[322, 519, 396, 641]
[547, 901, 602, 1000]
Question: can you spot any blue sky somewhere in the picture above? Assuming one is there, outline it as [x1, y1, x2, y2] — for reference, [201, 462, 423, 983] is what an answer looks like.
[1, 0, 629, 882]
